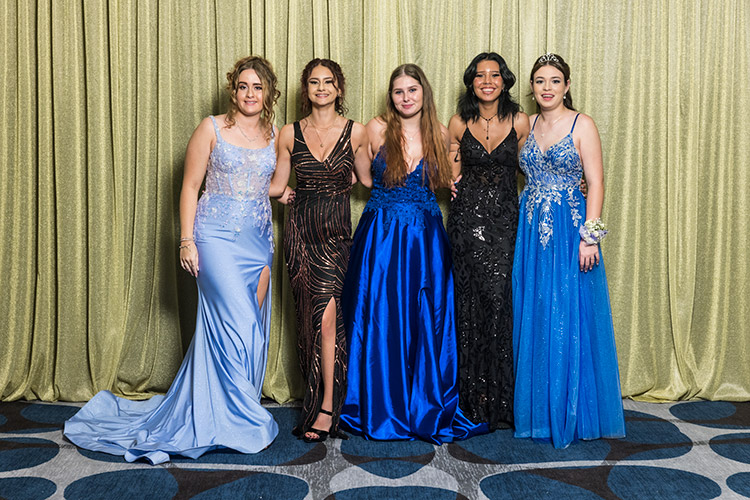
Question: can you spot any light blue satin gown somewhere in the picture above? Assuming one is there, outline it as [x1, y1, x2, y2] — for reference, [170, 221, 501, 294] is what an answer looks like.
[340, 152, 488, 444]
[512, 114, 625, 448]
[64, 116, 278, 464]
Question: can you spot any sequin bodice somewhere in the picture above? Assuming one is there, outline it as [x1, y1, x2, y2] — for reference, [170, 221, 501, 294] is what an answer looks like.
[457, 127, 518, 194]
[194, 116, 276, 244]
[363, 151, 442, 227]
[519, 122, 584, 248]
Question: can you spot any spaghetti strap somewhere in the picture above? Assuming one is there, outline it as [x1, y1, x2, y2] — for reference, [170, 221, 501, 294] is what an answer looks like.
[570, 113, 581, 133]
[454, 125, 469, 163]
[209, 116, 223, 143]
[531, 115, 540, 130]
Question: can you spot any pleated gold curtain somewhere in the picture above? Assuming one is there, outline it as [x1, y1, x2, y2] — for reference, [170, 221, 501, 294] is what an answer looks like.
[1, 0, 747, 403]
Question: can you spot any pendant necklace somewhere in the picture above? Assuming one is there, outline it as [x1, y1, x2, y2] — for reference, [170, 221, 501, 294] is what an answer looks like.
[403, 127, 420, 142]
[237, 124, 261, 145]
[479, 113, 497, 141]
[310, 118, 336, 148]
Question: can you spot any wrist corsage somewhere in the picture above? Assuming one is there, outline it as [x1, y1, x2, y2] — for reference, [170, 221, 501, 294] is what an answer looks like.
[579, 218, 608, 245]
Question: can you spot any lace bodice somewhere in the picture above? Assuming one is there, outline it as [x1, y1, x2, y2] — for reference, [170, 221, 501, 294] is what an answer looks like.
[363, 151, 442, 228]
[519, 114, 584, 248]
[194, 116, 276, 245]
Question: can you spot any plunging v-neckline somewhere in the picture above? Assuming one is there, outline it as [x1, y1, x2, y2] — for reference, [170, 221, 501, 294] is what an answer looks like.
[374, 150, 424, 176]
[465, 127, 513, 156]
[302, 123, 348, 164]
[532, 131, 573, 156]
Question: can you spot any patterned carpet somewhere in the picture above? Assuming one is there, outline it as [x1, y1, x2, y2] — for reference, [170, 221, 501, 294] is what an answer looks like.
[1, 399, 749, 499]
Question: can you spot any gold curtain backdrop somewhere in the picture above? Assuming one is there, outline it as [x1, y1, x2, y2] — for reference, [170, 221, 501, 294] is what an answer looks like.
[1, 0, 748, 403]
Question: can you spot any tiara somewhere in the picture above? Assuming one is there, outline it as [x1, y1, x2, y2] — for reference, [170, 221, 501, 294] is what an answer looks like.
[538, 53, 559, 63]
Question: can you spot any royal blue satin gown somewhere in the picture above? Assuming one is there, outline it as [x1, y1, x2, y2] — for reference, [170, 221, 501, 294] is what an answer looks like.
[64, 116, 278, 464]
[340, 152, 488, 444]
[512, 114, 625, 448]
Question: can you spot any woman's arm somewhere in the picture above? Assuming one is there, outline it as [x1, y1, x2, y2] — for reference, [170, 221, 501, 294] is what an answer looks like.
[269, 123, 295, 201]
[351, 121, 373, 188]
[447, 114, 464, 180]
[576, 113, 605, 272]
[179, 117, 214, 277]
[365, 117, 386, 158]
[515, 112, 530, 152]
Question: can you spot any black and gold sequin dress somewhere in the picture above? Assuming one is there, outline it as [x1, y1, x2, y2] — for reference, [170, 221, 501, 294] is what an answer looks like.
[284, 119, 354, 435]
[447, 123, 518, 430]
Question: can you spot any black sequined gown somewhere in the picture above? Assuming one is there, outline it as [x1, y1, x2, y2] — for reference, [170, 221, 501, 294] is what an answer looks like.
[284, 120, 354, 436]
[447, 123, 518, 430]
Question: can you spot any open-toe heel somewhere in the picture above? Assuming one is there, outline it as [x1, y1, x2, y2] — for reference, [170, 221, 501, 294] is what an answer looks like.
[302, 408, 334, 443]
[302, 428, 329, 443]
[318, 409, 349, 440]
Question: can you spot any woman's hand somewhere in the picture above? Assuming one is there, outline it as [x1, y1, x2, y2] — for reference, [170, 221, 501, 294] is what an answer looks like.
[579, 240, 600, 272]
[580, 176, 588, 198]
[278, 185, 296, 205]
[450, 174, 462, 200]
[180, 242, 199, 277]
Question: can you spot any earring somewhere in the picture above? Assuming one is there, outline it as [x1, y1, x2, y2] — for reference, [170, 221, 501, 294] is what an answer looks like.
[564, 93, 567, 100]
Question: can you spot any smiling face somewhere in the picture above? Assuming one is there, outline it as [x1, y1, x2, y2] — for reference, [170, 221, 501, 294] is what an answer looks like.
[531, 65, 570, 110]
[473, 59, 503, 103]
[306, 65, 339, 108]
[391, 75, 423, 119]
[235, 69, 263, 117]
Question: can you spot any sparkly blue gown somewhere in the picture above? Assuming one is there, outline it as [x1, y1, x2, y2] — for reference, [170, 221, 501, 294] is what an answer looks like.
[340, 152, 488, 444]
[512, 114, 625, 448]
[64, 116, 278, 464]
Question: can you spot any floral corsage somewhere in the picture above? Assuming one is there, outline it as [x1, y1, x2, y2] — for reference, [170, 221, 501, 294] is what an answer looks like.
[579, 218, 608, 245]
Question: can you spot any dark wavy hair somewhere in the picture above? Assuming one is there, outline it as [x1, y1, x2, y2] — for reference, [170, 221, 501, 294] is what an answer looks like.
[457, 52, 519, 123]
[529, 53, 576, 111]
[225, 55, 280, 140]
[299, 58, 348, 116]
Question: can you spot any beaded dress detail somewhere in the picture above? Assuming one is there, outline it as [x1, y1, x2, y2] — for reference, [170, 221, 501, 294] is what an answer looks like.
[362, 152, 443, 229]
[447, 123, 518, 430]
[195, 117, 275, 246]
[512, 114, 625, 448]
[519, 118, 582, 248]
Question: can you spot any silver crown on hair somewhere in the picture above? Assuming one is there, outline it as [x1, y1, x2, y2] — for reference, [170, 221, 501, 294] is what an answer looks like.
[538, 53, 559, 63]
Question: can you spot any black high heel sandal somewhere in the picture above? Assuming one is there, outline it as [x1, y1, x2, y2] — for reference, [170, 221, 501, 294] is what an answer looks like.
[302, 409, 332, 443]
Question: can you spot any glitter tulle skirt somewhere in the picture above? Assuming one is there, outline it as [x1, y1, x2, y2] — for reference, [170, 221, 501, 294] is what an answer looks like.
[512, 187, 625, 448]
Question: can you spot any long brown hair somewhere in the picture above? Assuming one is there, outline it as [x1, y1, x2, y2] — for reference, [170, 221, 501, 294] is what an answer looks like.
[382, 64, 451, 191]
[225, 55, 280, 140]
